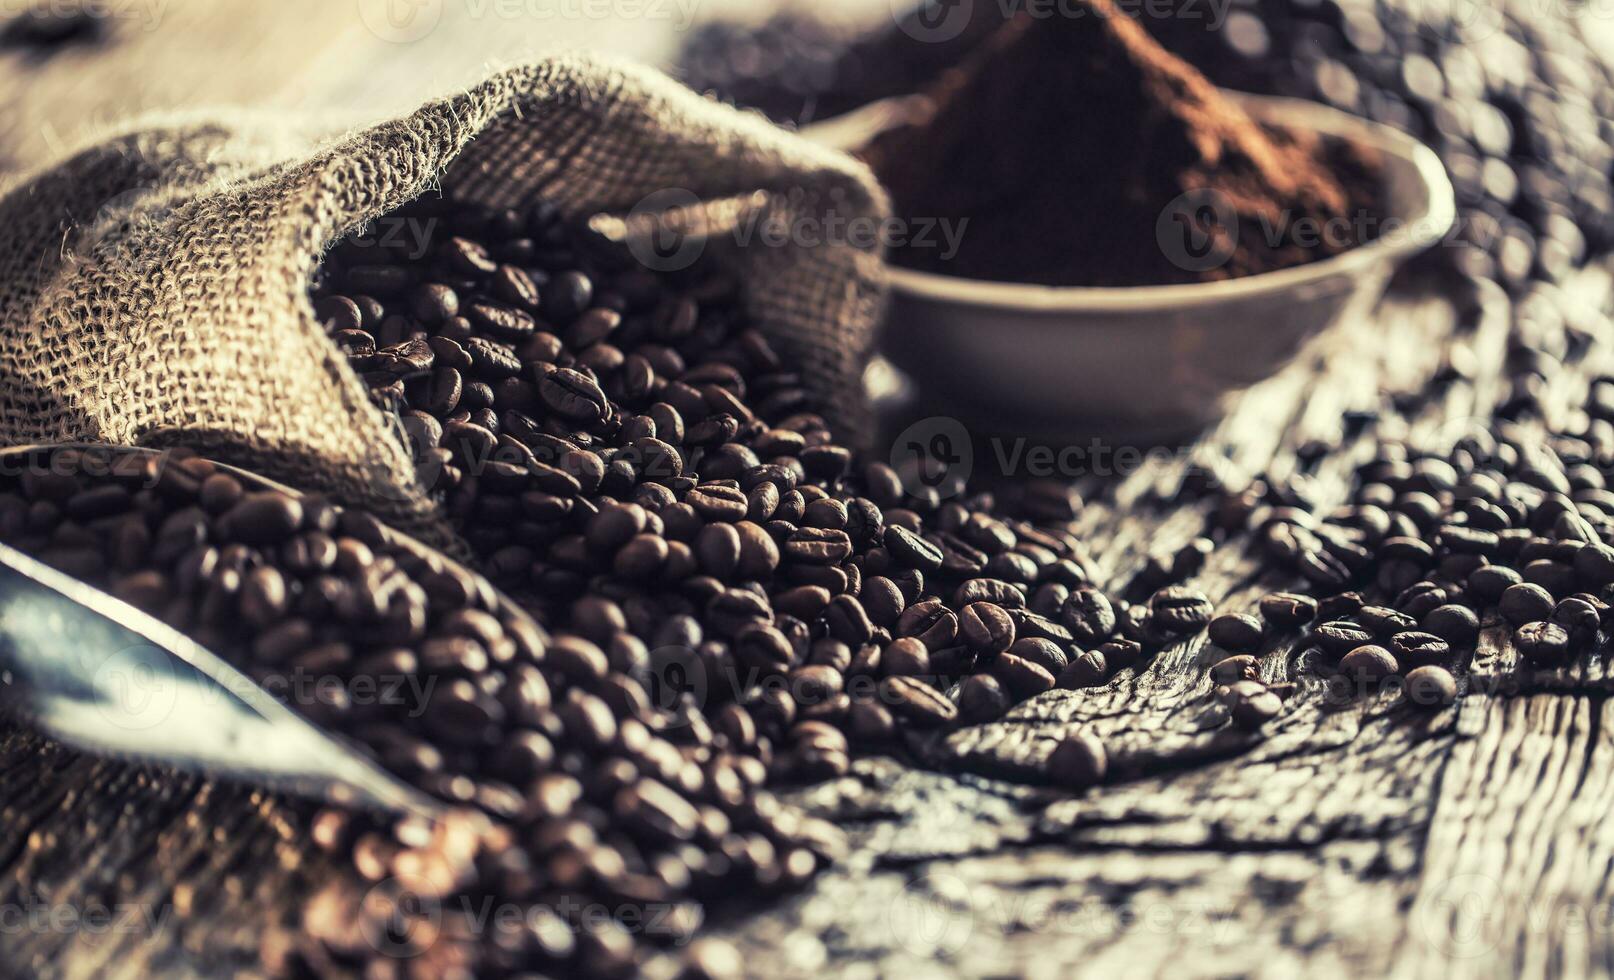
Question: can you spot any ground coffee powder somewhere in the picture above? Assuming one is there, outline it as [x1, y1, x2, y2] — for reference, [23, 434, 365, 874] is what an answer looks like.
[860, 0, 1379, 287]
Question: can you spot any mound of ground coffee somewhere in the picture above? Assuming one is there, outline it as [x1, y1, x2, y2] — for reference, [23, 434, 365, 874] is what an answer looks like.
[860, 0, 1380, 287]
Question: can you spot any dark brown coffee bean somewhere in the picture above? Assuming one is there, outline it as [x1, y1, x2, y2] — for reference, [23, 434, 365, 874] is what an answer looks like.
[1515, 621, 1570, 665]
[883, 525, 943, 573]
[1313, 621, 1374, 656]
[989, 653, 1055, 701]
[882, 637, 930, 676]
[1340, 645, 1399, 683]
[539, 368, 609, 423]
[1046, 731, 1106, 788]
[1008, 637, 1068, 676]
[959, 602, 1014, 654]
[1421, 604, 1480, 647]
[1390, 631, 1451, 666]
[1227, 682, 1282, 730]
[1056, 648, 1107, 689]
[225, 492, 304, 545]
[1149, 586, 1214, 635]
[957, 674, 1011, 724]
[1404, 665, 1458, 708]
[1500, 582, 1556, 625]
[895, 598, 958, 650]
[1259, 591, 1317, 628]
[1207, 613, 1263, 651]
[1057, 587, 1115, 645]
[879, 675, 957, 727]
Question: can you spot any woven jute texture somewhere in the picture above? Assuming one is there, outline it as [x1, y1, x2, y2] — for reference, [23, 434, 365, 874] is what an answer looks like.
[0, 55, 888, 545]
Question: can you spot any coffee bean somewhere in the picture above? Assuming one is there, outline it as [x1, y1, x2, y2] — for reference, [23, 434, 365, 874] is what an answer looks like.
[1057, 586, 1115, 645]
[1057, 648, 1108, 689]
[1007, 637, 1068, 676]
[879, 675, 957, 727]
[957, 674, 1011, 724]
[990, 653, 1055, 701]
[1515, 621, 1571, 665]
[1313, 620, 1374, 656]
[1500, 582, 1556, 625]
[896, 598, 958, 650]
[1421, 604, 1480, 647]
[1389, 631, 1451, 667]
[225, 492, 303, 545]
[884, 525, 943, 573]
[1207, 613, 1263, 651]
[1149, 586, 1213, 635]
[959, 602, 1014, 653]
[539, 368, 609, 423]
[1227, 682, 1282, 730]
[1403, 665, 1457, 708]
[1046, 731, 1106, 788]
[1259, 592, 1317, 628]
[1340, 645, 1398, 684]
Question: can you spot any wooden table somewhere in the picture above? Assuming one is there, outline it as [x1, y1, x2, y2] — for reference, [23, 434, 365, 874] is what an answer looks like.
[2, 3, 1612, 977]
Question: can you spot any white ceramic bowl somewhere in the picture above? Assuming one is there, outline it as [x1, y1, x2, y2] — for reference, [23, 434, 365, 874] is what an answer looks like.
[808, 93, 1457, 440]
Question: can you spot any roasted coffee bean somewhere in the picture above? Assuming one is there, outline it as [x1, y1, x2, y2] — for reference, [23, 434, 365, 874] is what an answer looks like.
[1259, 591, 1318, 628]
[1056, 648, 1108, 689]
[1008, 637, 1068, 676]
[957, 674, 1011, 724]
[1515, 621, 1571, 665]
[1357, 605, 1416, 638]
[1046, 731, 1106, 789]
[539, 368, 610, 423]
[1339, 645, 1398, 684]
[896, 598, 958, 650]
[1313, 621, 1374, 656]
[1057, 586, 1115, 645]
[1421, 604, 1480, 647]
[1390, 631, 1451, 667]
[959, 602, 1014, 653]
[1207, 613, 1263, 651]
[880, 675, 957, 727]
[989, 653, 1055, 701]
[882, 636, 930, 676]
[1500, 582, 1557, 625]
[1404, 665, 1458, 708]
[1227, 682, 1282, 731]
[883, 524, 943, 573]
[1148, 586, 1213, 635]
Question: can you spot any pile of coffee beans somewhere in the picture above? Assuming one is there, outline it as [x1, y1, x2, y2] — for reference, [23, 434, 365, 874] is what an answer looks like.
[285, 190, 1224, 972]
[0, 445, 846, 975]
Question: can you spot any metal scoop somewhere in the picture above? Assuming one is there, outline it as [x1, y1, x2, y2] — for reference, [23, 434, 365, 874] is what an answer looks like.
[0, 445, 443, 817]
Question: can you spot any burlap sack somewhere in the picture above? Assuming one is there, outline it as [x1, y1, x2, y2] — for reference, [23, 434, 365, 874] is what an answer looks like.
[0, 54, 888, 545]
